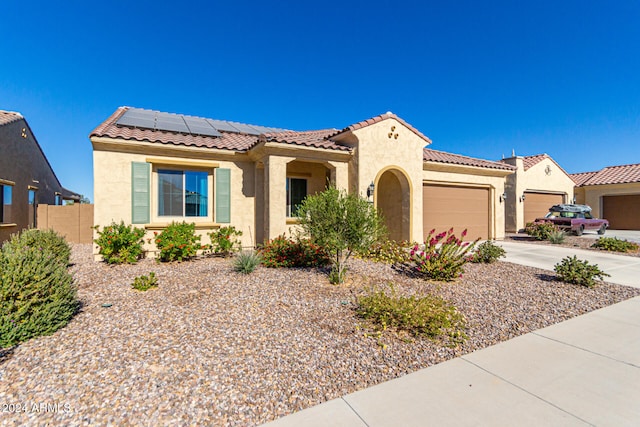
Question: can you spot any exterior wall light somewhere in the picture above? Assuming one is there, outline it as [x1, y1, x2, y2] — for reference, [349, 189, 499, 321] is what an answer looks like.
[367, 182, 375, 201]
[500, 192, 507, 203]
[520, 194, 526, 202]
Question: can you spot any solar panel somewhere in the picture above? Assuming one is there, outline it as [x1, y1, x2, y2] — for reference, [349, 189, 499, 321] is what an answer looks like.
[116, 108, 157, 129]
[116, 108, 287, 137]
[207, 119, 241, 133]
[184, 116, 222, 137]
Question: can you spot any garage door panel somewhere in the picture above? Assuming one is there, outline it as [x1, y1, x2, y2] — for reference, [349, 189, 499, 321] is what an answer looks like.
[603, 195, 640, 230]
[523, 192, 564, 226]
[423, 185, 489, 241]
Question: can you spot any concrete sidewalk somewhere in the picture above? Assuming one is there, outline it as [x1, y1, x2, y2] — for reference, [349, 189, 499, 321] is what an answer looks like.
[262, 243, 640, 427]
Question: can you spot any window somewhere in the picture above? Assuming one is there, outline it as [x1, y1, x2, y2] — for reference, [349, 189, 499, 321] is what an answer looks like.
[1, 184, 12, 223]
[55, 194, 63, 206]
[158, 169, 208, 217]
[286, 177, 307, 217]
[28, 189, 37, 228]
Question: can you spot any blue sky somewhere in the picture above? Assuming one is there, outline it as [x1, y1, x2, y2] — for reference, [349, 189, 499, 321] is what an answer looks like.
[2, 1, 639, 201]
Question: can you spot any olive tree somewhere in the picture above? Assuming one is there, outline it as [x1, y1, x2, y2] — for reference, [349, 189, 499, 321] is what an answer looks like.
[297, 186, 386, 284]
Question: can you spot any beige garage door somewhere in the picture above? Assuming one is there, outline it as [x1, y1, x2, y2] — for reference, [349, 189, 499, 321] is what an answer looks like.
[423, 184, 489, 240]
[523, 192, 564, 226]
[603, 195, 640, 230]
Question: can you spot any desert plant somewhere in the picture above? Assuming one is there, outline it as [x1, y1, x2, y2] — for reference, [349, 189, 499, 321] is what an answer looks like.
[554, 255, 610, 288]
[131, 272, 158, 291]
[470, 240, 506, 263]
[547, 230, 566, 244]
[357, 240, 410, 264]
[410, 228, 478, 281]
[234, 251, 261, 274]
[591, 237, 639, 253]
[297, 186, 386, 284]
[2, 228, 71, 265]
[356, 284, 466, 344]
[154, 222, 201, 262]
[208, 226, 243, 257]
[94, 221, 146, 264]
[260, 235, 329, 268]
[0, 244, 78, 348]
[525, 222, 560, 241]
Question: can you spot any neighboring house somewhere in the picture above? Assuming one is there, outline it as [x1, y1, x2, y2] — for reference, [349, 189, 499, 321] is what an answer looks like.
[572, 163, 640, 230]
[0, 110, 80, 243]
[90, 107, 513, 258]
[501, 153, 575, 232]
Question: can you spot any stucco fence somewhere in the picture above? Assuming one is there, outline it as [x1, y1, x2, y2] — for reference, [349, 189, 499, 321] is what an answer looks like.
[37, 204, 94, 244]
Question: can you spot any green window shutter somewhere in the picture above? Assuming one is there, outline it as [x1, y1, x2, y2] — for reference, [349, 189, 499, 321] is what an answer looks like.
[216, 168, 231, 223]
[131, 162, 150, 224]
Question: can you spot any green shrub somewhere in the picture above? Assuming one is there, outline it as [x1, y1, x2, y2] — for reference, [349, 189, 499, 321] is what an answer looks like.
[410, 228, 478, 281]
[3, 228, 70, 265]
[0, 245, 78, 348]
[357, 240, 410, 264]
[259, 235, 330, 268]
[154, 222, 201, 262]
[94, 221, 146, 264]
[131, 272, 158, 291]
[524, 222, 559, 240]
[297, 186, 386, 284]
[208, 226, 243, 257]
[548, 230, 566, 244]
[234, 251, 261, 274]
[591, 237, 639, 253]
[356, 284, 466, 344]
[470, 240, 506, 263]
[554, 255, 610, 288]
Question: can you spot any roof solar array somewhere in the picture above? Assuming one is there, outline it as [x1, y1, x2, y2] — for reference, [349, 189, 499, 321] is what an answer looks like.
[115, 108, 285, 137]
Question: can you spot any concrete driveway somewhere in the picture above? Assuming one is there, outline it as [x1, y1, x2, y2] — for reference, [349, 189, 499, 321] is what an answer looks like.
[497, 241, 640, 288]
[578, 229, 640, 244]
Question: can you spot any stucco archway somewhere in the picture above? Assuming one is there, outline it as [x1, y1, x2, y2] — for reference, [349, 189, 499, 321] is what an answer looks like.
[376, 168, 411, 242]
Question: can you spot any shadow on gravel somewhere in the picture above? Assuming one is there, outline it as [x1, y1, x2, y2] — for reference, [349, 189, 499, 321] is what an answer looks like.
[537, 273, 558, 282]
[0, 346, 16, 365]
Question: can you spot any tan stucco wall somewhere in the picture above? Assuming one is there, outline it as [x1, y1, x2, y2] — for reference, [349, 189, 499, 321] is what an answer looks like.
[350, 118, 427, 242]
[502, 157, 575, 232]
[422, 166, 508, 239]
[577, 182, 640, 218]
[93, 148, 256, 257]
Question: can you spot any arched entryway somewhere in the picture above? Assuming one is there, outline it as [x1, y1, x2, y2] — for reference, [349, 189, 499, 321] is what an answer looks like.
[376, 168, 411, 242]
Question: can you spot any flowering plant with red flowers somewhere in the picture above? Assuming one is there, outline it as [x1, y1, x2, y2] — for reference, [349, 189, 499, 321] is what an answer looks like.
[410, 228, 478, 281]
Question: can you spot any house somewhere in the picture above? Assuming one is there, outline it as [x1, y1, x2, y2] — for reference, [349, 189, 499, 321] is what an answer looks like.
[0, 110, 80, 243]
[572, 163, 640, 230]
[90, 107, 514, 258]
[500, 153, 576, 232]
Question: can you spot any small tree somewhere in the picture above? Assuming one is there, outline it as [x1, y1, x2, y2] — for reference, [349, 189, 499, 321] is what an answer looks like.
[297, 186, 385, 284]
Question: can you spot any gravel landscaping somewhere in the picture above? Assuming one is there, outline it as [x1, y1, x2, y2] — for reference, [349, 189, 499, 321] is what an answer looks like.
[1, 243, 639, 426]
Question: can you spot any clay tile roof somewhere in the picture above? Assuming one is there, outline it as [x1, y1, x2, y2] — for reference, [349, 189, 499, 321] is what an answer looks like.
[262, 129, 350, 151]
[90, 107, 282, 152]
[0, 110, 24, 126]
[522, 153, 549, 170]
[573, 163, 640, 186]
[570, 171, 598, 186]
[331, 112, 432, 144]
[424, 148, 515, 170]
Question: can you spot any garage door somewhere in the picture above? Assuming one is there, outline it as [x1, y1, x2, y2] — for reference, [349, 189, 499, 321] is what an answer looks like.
[523, 192, 564, 226]
[423, 184, 489, 240]
[603, 195, 640, 230]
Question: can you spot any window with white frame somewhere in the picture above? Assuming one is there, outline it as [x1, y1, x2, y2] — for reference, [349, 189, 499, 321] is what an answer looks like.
[158, 169, 208, 217]
[286, 177, 307, 217]
[1, 183, 13, 223]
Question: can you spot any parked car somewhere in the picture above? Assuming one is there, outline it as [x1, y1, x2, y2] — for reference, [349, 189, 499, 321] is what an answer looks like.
[535, 204, 609, 236]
